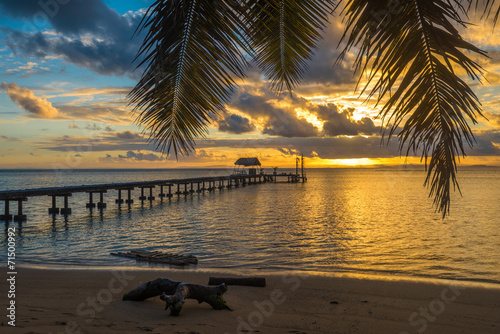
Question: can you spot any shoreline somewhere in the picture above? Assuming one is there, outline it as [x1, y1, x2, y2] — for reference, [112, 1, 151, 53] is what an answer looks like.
[1, 267, 499, 333]
[17, 263, 500, 290]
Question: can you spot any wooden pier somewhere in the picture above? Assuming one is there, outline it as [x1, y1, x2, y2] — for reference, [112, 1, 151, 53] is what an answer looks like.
[0, 173, 306, 222]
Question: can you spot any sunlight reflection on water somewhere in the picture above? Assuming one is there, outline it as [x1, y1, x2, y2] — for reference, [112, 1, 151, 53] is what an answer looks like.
[0, 168, 499, 284]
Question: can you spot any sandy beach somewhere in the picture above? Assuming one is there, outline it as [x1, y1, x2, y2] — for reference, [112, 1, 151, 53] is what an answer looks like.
[1, 267, 499, 334]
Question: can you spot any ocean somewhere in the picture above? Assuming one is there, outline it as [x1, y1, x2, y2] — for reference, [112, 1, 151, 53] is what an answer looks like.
[0, 167, 499, 285]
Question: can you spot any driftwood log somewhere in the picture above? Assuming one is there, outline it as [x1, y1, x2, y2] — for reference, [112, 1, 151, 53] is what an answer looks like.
[208, 277, 266, 287]
[123, 278, 230, 316]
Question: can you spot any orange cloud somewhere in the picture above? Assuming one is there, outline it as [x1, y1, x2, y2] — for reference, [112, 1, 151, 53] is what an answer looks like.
[1, 81, 59, 118]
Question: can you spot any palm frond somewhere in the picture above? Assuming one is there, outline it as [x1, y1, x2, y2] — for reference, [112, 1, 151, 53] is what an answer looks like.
[339, 0, 487, 217]
[129, 0, 251, 156]
[468, 0, 500, 26]
[247, 0, 337, 93]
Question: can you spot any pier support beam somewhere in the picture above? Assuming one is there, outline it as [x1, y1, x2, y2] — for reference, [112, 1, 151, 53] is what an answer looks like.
[148, 187, 155, 201]
[126, 189, 134, 204]
[60, 194, 72, 215]
[116, 189, 124, 204]
[1, 200, 12, 220]
[183, 184, 189, 195]
[14, 198, 28, 222]
[86, 192, 96, 208]
[48, 195, 59, 214]
[167, 185, 173, 198]
[97, 191, 107, 209]
[159, 185, 165, 198]
[139, 187, 146, 201]
[13, 198, 27, 222]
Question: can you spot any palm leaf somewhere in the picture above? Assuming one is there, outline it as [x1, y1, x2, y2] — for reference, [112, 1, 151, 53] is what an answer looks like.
[247, 0, 337, 93]
[468, 0, 500, 26]
[339, 0, 487, 217]
[128, 0, 251, 156]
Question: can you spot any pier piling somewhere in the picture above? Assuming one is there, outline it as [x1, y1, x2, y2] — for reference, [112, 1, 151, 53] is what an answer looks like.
[1, 200, 12, 220]
[116, 189, 124, 204]
[48, 195, 59, 214]
[13, 198, 27, 222]
[97, 191, 107, 209]
[60, 194, 72, 215]
[125, 189, 134, 204]
[148, 187, 155, 201]
[86, 192, 96, 208]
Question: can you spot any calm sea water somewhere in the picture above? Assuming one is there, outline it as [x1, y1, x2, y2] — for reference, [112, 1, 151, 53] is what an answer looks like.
[0, 168, 499, 285]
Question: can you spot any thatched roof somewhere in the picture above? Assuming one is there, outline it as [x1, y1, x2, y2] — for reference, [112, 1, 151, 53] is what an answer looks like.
[234, 157, 261, 166]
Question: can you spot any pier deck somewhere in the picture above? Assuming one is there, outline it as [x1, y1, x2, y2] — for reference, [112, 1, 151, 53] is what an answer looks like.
[0, 173, 306, 221]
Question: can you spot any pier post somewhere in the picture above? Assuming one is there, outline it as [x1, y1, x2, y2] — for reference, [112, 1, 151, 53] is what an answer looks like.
[159, 185, 165, 198]
[139, 187, 146, 201]
[116, 190, 124, 204]
[13, 198, 27, 222]
[167, 185, 173, 198]
[184, 183, 189, 195]
[148, 187, 155, 201]
[60, 194, 72, 215]
[86, 192, 96, 208]
[190, 183, 194, 193]
[126, 189, 134, 204]
[48, 195, 59, 214]
[196, 182, 201, 193]
[176, 184, 181, 196]
[1, 200, 12, 220]
[97, 191, 107, 209]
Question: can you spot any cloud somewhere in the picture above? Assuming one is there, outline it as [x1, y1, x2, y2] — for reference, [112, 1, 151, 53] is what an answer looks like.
[0, 0, 145, 76]
[314, 104, 380, 136]
[115, 130, 143, 140]
[55, 104, 132, 124]
[100, 150, 166, 162]
[228, 83, 381, 138]
[218, 114, 255, 134]
[1, 81, 59, 118]
[485, 112, 500, 127]
[230, 90, 318, 137]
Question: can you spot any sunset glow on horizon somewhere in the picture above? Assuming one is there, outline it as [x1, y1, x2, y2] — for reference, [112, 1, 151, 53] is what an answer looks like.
[0, 1, 499, 169]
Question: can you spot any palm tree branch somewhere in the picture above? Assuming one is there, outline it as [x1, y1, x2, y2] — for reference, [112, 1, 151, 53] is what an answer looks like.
[129, 0, 252, 156]
[339, 0, 487, 217]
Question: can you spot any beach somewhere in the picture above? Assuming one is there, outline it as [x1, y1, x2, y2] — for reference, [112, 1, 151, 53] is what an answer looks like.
[1, 267, 499, 334]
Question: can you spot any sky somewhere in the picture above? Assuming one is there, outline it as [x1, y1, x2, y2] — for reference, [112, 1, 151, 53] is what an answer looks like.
[0, 0, 499, 169]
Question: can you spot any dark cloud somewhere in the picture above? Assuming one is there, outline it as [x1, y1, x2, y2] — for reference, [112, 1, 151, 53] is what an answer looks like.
[115, 130, 143, 140]
[300, 22, 356, 87]
[314, 104, 380, 136]
[231, 91, 318, 137]
[0, 0, 145, 76]
[467, 130, 500, 156]
[218, 114, 255, 134]
[118, 151, 166, 162]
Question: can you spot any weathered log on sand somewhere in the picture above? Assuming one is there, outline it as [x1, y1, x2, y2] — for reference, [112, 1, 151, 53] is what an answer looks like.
[123, 278, 230, 316]
[208, 277, 266, 287]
